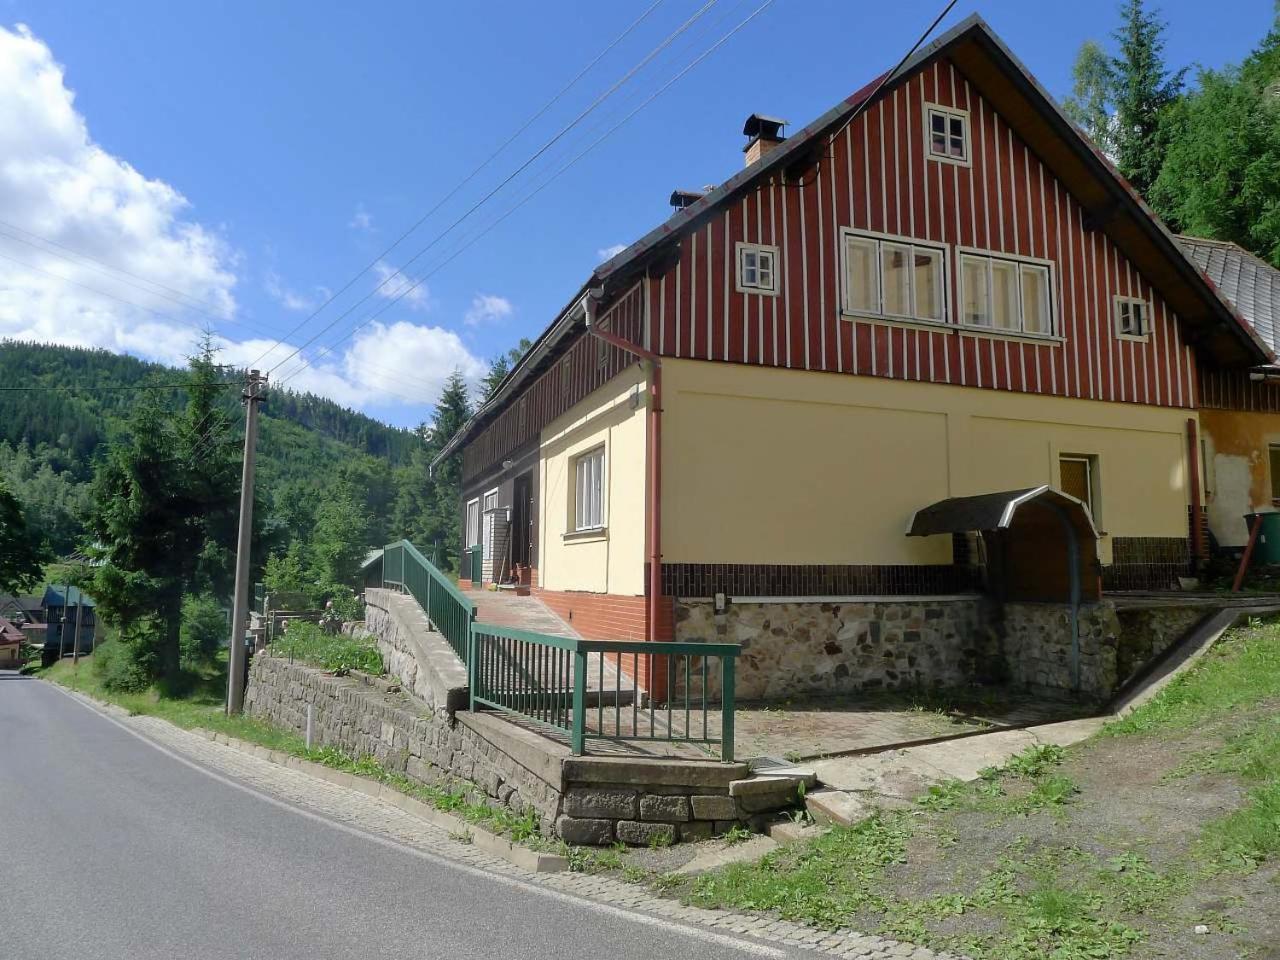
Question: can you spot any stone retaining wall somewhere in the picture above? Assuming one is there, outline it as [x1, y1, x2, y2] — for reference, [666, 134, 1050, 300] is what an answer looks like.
[997, 601, 1120, 699]
[245, 654, 785, 845]
[674, 597, 994, 700]
[245, 654, 563, 833]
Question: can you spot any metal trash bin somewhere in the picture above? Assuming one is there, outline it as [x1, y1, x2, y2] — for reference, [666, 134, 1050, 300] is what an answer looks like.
[1244, 512, 1280, 564]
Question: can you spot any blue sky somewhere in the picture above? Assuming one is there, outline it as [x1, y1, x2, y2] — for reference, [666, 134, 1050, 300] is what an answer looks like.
[1, 0, 1273, 427]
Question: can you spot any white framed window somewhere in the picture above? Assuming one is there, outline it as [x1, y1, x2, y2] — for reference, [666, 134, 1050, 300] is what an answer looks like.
[1114, 295, 1151, 340]
[925, 104, 970, 165]
[958, 249, 1056, 337]
[840, 229, 947, 324]
[572, 446, 606, 532]
[465, 498, 480, 547]
[736, 242, 780, 295]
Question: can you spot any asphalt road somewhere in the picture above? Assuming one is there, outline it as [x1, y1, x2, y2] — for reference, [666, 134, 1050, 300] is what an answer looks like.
[0, 671, 793, 960]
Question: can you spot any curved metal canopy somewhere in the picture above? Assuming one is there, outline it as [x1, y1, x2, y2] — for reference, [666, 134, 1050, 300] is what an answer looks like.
[906, 485, 1099, 539]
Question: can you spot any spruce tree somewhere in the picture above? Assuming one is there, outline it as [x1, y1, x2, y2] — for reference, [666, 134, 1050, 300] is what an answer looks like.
[0, 473, 50, 595]
[1063, 40, 1118, 156]
[1110, 0, 1185, 197]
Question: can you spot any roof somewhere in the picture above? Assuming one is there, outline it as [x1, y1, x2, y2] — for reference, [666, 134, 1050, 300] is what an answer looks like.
[359, 549, 383, 571]
[906, 486, 1099, 539]
[0, 617, 23, 644]
[438, 14, 1272, 468]
[1177, 236, 1280, 360]
[42, 585, 96, 609]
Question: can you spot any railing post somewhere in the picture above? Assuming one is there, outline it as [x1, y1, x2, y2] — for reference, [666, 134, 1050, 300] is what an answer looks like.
[571, 648, 587, 755]
[467, 623, 477, 712]
[720, 655, 735, 763]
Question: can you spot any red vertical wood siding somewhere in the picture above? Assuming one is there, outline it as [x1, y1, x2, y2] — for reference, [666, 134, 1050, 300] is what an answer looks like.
[645, 57, 1195, 408]
[462, 283, 647, 481]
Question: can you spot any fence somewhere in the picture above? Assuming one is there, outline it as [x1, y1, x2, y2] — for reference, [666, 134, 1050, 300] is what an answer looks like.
[382, 539, 476, 664]
[469, 622, 738, 760]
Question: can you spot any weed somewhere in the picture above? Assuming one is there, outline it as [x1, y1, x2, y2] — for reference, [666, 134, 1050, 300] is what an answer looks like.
[1015, 774, 1080, 812]
[721, 825, 754, 845]
[915, 779, 968, 811]
[1002, 743, 1066, 779]
[448, 829, 474, 845]
[272, 623, 383, 676]
[648, 830, 675, 850]
[622, 865, 650, 885]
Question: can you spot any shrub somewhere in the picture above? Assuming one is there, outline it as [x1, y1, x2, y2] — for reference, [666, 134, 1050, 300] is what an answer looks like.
[180, 594, 226, 668]
[93, 637, 155, 693]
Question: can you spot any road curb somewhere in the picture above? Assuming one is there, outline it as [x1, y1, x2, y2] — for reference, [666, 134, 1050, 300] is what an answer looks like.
[191, 728, 570, 874]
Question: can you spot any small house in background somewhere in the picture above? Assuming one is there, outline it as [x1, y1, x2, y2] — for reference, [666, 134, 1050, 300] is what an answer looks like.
[0, 594, 43, 626]
[40, 585, 98, 664]
[0, 617, 23, 668]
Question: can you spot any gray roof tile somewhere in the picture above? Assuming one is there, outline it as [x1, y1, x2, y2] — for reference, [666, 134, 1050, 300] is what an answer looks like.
[1178, 236, 1280, 358]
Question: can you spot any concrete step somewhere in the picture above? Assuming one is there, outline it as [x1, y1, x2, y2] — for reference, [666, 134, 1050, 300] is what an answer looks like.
[728, 761, 817, 815]
[804, 787, 872, 826]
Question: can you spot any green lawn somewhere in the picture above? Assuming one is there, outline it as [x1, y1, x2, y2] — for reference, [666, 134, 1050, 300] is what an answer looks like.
[649, 617, 1280, 960]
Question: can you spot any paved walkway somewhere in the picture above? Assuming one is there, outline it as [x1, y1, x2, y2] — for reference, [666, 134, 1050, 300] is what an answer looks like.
[39, 680, 953, 960]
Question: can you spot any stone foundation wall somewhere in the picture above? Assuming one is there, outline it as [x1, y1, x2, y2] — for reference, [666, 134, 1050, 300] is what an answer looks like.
[1113, 606, 1207, 687]
[674, 597, 993, 700]
[245, 654, 563, 833]
[997, 601, 1121, 699]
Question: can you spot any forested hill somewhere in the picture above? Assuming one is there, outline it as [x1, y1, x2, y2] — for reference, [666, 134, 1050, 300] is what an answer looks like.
[0, 340, 420, 554]
[1, 342, 416, 467]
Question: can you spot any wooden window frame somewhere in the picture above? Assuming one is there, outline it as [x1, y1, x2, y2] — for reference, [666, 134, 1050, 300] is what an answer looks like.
[924, 103, 971, 167]
[839, 228, 950, 327]
[1059, 454, 1100, 523]
[957, 247, 1059, 340]
[464, 497, 481, 548]
[1113, 295, 1152, 342]
[569, 445, 607, 535]
[735, 242, 781, 296]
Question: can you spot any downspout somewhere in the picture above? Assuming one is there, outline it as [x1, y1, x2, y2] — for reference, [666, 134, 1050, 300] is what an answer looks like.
[582, 291, 664, 645]
[1187, 418, 1204, 568]
[1045, 503, 1082, 696]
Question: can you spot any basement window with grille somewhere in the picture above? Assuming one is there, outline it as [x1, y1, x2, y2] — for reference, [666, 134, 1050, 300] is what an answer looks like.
[736, 242, 780, 295]
[926, 104, 970, 165]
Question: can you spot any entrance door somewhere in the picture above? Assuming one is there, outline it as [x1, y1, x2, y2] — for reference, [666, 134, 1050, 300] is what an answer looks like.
[511, 473, 534, 582]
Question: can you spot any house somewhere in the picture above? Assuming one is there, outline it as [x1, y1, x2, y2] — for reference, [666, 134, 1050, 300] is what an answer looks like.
[0, 616, 23, 668]
[40, 585, 98, 664]
[0, 593, 43, 627]
[1177, 236, 1280, 553]
[433, 15, 1270, 701]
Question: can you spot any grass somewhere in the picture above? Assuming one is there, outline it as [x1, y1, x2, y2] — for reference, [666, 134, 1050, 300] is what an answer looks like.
[645, 619, 1280, 959]
[38, 648, 543, 845]
[270, 622, 383, 676]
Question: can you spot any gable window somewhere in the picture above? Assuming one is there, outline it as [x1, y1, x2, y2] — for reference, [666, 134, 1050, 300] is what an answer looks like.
[926, 104, 969, 165]
[1114, 296, 1151, 340]
[841, 229, 945, 324]
[1059, 455, 1098, 520]
[959, 250, 1055, 336]
[572, 446, 606, 532]
[736, 242, 779, 295]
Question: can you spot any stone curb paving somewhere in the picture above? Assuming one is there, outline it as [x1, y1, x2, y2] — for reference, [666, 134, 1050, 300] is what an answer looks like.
[47, 681, 962, 960]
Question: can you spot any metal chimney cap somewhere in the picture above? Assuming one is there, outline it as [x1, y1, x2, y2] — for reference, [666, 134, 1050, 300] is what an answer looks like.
[742, 114, 788, 140]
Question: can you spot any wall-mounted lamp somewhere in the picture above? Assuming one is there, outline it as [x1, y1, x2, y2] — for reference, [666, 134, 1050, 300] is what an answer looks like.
[714, 592, 727, 613]
[629, 385, 642, 410]
[502, 458, 514, 470]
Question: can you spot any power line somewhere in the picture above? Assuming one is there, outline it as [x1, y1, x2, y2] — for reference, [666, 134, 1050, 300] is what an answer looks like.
[276, 0, 777, 391]
[0, 218, 234, 321]
[243, 0, 674, 372]
[261, 1, 721, 377]
[0, 380, 237, 393]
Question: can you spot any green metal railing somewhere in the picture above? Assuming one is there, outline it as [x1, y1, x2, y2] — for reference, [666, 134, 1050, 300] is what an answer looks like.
[469, 622, 738, 760]
[382, 539, 476, 664]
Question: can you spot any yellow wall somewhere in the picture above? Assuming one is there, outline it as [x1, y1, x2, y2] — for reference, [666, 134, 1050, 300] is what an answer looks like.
[538, 365, 649, 595]
[661, 359, 1194, 566]
[1199, 408, 1280, 547]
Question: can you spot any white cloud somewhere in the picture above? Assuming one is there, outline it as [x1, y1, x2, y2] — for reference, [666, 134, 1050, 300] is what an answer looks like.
[464, 293, 513, 327]
[0, 24, 476, 417]
[372, 259, 432, 312]
[0, 23, 237, 366]
[349, 203, 373, 232]
[597, 243, 627, 262]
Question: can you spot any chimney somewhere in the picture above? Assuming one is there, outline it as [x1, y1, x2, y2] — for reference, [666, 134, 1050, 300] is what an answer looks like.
[669, 188, 707, 211]
[742, 113, 787, 167]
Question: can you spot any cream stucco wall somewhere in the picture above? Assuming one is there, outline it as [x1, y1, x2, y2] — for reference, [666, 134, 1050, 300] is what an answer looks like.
[661, 359, 1194, 567]
[537, 365, 649, 595]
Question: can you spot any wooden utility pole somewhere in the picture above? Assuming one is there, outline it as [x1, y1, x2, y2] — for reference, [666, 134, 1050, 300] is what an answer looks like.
[226, 369, 267, 715]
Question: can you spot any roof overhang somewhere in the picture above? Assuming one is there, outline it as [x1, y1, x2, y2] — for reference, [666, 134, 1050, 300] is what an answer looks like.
[907, 485, 1099, 540]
